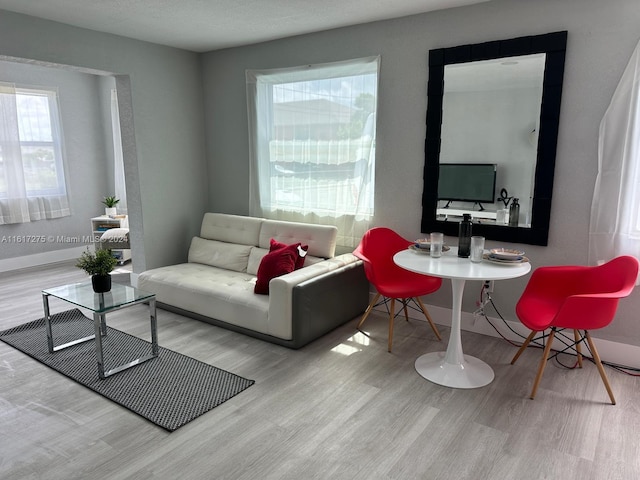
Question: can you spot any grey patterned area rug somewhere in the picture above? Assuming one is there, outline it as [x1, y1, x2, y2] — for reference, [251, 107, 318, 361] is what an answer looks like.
[0, 309, 254, 431]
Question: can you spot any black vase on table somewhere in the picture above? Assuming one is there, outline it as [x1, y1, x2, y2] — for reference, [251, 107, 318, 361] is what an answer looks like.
[509, 198, 520, 227]
[458, 213, 472, 258]
[91, 274, 112, 293]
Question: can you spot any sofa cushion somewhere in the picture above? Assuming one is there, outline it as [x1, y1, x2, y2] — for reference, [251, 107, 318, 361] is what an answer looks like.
[200, 212, 263, 245]
[247, 247, 268, 275]
[188, 237, 252, 272]
[259, 219, 337, 259]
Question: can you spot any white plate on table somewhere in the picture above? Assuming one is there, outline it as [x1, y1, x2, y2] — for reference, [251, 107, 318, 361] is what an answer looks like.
[489, 248, 525, 261]
[409, 244, 450, 254]
[484, 253, 529, 265]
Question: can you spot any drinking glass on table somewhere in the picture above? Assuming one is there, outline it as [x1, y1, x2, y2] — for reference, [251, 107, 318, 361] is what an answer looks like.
[470, 236, 485, 263]
[430, 232, 444, 258]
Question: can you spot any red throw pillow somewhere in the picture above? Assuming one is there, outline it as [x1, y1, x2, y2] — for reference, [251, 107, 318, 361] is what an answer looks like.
[254, 239, 309, 294]
[269, 238, 308, 269]
[254, 247, 297, 294]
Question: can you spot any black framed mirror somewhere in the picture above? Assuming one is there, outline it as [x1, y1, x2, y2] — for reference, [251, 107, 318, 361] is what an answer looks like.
[421, 31, 567, 246]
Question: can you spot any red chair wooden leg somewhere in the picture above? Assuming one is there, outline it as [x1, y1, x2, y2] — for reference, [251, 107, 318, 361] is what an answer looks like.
[585, 331, 616, 405]
[511, 330, 536, 365]
[357, 292, 380, 330]
[574, 329, 583, 368]
[415, 297, 441, 341]
[530, 329, 555, 399]
[388, 298, 396, 352]
[402, 299, 409, 322]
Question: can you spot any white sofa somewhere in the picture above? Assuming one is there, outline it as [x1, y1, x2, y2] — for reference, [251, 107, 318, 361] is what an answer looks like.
[138, 213, 369, 348]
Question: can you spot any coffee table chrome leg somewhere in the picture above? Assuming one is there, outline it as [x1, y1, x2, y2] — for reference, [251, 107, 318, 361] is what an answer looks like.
[43, 293, 54, 353]
[93, 312, 106, 379]
[44, 293, 95, 353]
[149, 298, 159, 356]
[93, 301, 159, 379]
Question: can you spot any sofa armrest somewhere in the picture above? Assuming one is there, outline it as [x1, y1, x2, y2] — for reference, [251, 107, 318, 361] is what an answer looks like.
[267, 253, 367, 341]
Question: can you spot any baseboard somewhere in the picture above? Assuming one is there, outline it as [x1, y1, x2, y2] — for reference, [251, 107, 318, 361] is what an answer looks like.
[372, 299, 640, 370]
[0, 246, 87, 273]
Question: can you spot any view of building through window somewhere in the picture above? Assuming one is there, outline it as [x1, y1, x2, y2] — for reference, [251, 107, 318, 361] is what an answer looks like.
[248, 58, 378, 228]
[0, 87, 67, 198]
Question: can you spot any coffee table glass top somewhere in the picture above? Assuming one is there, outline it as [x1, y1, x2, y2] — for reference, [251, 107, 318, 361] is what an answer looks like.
[42, 282, 154, 313]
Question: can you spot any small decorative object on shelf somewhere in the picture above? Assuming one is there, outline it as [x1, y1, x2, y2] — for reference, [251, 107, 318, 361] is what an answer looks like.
[75, 248, 118, 293]
[458, 213, 472, 258]
[509, 198, 520, 227]
[90, 215, 130, 264]
[497, 188, 512, 208]
[102, 195, 120, 217]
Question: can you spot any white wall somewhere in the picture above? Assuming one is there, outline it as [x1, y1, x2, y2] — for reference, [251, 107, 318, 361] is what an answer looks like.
[201, 0, 640, 347]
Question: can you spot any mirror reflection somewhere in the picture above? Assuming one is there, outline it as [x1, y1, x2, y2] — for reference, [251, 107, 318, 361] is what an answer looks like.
[421, 31, 568, 246]
[437, 53, 546, 228]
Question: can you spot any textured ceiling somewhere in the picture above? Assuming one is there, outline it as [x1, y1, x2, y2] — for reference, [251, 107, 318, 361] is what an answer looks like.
[0, 0, 490, 52]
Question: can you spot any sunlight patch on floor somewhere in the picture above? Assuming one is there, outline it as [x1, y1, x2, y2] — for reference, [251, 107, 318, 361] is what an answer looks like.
[330, 330, 371, 356]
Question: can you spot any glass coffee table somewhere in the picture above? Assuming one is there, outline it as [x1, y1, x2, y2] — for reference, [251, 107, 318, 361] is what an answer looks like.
[42, 281, 158, 379]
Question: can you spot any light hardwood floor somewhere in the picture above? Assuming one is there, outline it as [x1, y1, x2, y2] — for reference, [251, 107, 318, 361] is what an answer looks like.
[1, 261, 639, 480]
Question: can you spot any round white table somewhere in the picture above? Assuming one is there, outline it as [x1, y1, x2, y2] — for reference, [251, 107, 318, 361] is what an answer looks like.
[394, 247, 531, 389]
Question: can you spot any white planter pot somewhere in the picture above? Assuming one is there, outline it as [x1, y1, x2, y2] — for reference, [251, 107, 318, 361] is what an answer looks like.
[105, 207, 117, 217]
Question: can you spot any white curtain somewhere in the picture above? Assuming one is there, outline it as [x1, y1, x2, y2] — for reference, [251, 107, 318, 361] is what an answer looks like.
[0, 83, 69, 224]
[246, 57, 379, 247]
[111, 89, 127, 213]
[589, 38, 640, 282]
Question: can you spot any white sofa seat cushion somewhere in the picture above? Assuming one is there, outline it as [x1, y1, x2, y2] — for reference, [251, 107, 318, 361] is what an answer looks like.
[138, 263, 272, 336]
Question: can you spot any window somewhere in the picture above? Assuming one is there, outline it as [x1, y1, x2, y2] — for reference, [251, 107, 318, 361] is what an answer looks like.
[0, 83, 69, 224]
[247, 57, 379, 246]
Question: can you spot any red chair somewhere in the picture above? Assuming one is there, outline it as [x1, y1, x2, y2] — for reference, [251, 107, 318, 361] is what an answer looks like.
[353, 227, 442, 352]
[511, 255, 639, 404]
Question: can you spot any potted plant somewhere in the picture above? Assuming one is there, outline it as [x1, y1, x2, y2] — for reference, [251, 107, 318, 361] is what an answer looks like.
[102, 196, 120, 217]
[76, 248, 118, 293]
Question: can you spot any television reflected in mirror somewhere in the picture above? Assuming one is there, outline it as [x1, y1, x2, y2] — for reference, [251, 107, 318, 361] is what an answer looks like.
[438, 163, 497, 210]
[421, 31, 567, 246]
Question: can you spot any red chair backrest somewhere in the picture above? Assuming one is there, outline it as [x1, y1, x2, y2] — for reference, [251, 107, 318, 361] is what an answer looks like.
[592, 255, 639, 297]
[524, 255, 638, 299]
[517, 255, 638, 331]
[353, 227, 413, 284]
